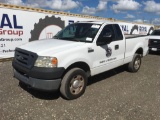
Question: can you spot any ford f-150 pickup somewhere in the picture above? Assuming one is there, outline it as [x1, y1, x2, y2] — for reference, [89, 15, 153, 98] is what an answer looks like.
[12, 21, 149, 99]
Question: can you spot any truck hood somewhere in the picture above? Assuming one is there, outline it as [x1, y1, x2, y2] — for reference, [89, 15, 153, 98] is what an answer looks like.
[148, 35, 160, 40]
[18, 39, 85, 55]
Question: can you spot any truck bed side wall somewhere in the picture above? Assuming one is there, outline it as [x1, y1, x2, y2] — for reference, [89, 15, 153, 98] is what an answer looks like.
[124, 36, 148, 64]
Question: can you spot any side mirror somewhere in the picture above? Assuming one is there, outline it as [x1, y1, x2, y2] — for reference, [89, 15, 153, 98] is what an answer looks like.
[97, 31, 112, 46]
[103, 32, 112, 44]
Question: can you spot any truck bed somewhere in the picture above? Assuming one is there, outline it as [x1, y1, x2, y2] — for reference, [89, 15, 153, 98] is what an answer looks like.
[124, 34, 148, 65]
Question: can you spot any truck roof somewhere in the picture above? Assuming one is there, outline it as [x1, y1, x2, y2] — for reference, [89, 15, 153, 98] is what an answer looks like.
[77, 21, 114, 25]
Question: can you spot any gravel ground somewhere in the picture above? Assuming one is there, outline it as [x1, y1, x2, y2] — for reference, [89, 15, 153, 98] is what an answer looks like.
[0, 53, 160, 120]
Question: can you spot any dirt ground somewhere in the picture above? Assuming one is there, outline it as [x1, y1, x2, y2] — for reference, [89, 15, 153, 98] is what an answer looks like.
[0, 53, 160, 120]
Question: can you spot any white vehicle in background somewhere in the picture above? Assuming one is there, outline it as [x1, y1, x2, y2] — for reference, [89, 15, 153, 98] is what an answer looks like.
[148, 29, 160, 52]
[12, 21, 148, 100]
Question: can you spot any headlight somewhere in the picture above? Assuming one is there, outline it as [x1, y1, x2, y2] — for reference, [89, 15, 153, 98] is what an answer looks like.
[34, 56, 58, 68]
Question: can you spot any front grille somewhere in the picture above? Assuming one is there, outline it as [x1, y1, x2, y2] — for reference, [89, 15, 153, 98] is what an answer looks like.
[149, 39, 160, 47]
[14, 48, 38, 69]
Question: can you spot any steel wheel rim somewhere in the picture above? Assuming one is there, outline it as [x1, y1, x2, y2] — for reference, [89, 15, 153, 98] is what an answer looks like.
[134, 58, 141, 70]
[70, 75, 85, 95]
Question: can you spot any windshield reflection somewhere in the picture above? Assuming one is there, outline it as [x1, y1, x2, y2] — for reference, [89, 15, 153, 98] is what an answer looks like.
[53, 23, 101, 42]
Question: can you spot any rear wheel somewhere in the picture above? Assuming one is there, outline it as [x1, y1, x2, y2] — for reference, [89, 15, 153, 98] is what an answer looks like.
[60, 68, 87, 100]
[128, 54, 141, 72]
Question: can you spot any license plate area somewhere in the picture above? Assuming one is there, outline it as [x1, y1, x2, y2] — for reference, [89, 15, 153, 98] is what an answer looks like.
[151, 48, 157, 51]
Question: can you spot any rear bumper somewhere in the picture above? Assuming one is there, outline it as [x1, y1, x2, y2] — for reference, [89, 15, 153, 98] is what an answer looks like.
[14, 69, 61, 91]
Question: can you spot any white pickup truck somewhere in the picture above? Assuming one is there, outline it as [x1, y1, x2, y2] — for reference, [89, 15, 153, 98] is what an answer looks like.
[148, 29, 160, 52]
[12, 21, 148, 100]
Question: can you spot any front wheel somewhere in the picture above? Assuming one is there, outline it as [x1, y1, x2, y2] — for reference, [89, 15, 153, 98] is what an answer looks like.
[60, 68, 87, 100]
[128, 54, 141, 72]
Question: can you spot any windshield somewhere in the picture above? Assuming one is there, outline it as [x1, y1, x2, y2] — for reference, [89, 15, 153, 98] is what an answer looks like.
[151, 30, 160, 35]
[53, 23, 101, 42]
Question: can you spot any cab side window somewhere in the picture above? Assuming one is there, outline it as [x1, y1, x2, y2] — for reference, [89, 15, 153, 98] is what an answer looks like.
[97, 24, 115, 45]
[113, 24, 123, 40]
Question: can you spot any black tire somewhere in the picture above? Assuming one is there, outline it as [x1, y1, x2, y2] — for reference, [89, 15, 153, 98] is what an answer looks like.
[29, 16, 65, 42]
[60, 68, 87, 100]
[128, 54, 141, 72]
[130, 25, 138, 35]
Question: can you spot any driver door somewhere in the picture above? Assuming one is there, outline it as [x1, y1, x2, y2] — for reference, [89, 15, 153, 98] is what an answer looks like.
[91, 24, 125, 75]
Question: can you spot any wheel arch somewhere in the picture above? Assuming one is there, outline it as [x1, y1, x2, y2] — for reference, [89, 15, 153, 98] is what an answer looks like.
[135, 47, 143, 56]
[63, 62, 91, 78]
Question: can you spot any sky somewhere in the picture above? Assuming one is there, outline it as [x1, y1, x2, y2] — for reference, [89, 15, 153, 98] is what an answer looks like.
[0, 0, 160, 25]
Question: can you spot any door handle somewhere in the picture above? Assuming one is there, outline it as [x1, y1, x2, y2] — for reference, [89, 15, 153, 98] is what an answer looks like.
[115, 45, 119, 50]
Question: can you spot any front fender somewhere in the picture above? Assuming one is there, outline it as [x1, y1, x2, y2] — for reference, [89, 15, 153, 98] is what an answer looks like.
[57, 52, 92, 69]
